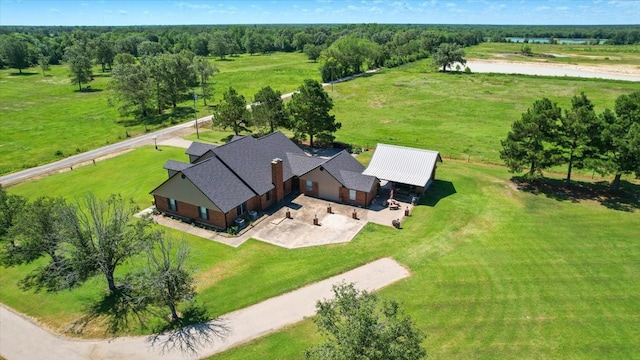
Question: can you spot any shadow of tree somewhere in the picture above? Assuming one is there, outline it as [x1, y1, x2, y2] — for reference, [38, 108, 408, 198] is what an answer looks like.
[9, 71, 38, 76]
[116, 106, 194, 128]
[73, 88, 104, 93]
[421, 180, 457, 207]
[70, 287, 229, 355]
[69, 285, 150, 336]
[512, 176, 639, 212]
[147, 303, 229, 356]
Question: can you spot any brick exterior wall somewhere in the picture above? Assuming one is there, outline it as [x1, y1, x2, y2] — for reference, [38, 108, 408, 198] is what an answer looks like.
[271, 159, 284, 202]
[284, 178, 292, 195]
[154, 195, 228, 229]
[338, 187, 375, 207]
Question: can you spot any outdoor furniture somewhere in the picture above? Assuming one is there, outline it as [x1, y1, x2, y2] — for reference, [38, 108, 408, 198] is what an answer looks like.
[389, 200, 401, 210]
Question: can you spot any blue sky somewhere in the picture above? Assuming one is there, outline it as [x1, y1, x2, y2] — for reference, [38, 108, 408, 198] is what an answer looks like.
[1, 0, 638, 26]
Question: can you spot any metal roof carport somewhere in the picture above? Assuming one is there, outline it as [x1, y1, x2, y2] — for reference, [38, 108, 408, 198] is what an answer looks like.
[362, 143, 442, 189]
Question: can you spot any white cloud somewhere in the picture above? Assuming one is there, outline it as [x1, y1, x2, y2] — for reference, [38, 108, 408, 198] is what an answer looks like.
[49, 8, 60, 13]
[118, 9, 128, 15]
[176, 2, 213, 10]
[536, 6, 551, 11]
[556, 6, 569, 11]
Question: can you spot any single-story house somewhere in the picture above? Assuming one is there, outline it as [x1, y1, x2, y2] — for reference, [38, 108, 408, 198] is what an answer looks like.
[151, 131, 378, 230]
[362, 143, 443, 194]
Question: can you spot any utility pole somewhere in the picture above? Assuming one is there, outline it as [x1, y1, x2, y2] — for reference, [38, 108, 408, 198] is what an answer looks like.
[193, 91, 200, 139]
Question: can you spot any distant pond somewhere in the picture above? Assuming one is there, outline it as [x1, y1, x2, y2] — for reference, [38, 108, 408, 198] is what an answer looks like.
[507, 37, 607, 45]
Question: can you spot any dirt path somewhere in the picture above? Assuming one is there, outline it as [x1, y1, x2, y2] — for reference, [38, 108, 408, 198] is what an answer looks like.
[466, 59, 640, 82]
[0, 258, 409, 360]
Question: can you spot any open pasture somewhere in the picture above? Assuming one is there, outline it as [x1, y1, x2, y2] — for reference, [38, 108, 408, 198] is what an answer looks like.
[3, 145, 639, 359]
[0, 52, 319, 176]
[330, 60, 639, 164]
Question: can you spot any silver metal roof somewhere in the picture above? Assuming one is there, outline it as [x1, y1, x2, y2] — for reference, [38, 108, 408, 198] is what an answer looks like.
[362, 143, 442, 187]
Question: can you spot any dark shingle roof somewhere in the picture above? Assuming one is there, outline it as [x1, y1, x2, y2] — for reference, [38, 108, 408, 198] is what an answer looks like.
[182, 157, 255, 213]
[185, 142, 218, 157]
[163, 160, 191, 172]
[321, 151, 376, 192]
[211, 132, 306, 195]
[287, 153, 326, 176]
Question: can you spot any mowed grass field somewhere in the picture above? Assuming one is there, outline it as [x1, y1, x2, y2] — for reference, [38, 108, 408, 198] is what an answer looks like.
[3, 145, 640, 358]
[0, 52, 320, 176]
[329, 60, 638, 164]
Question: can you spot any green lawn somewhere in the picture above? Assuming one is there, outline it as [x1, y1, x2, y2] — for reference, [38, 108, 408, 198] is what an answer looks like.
[0, 52, 319, 176]
[329, 61, 639, 164]
[3, 146, 639, 359]
[466, 42, 640, 67]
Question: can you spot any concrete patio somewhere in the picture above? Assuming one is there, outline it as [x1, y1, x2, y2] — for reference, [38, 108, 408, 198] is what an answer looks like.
[144, 192, 414, 249]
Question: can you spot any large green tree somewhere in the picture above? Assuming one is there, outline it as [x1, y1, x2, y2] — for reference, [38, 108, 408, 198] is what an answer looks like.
[136, 235, 196, 322]
[192, 56, 219, 106]
[500, 98, 562, 176]
[432, 42, 466, 72]
[109, 58, 154, 119]
[0, 187, 27, 266]
[557, 93, 601, 186]
[213, 87, 250, 135]
[70, 194, 152, 292]
[64, 45, 93, 91]
[320, 35, 379, 80]
[288, 79, 341, 147]
[1, 36, 31, 73]
[598, 92, 640, 190]
[90, 35, 115, 72]
[306, 283, 426, 360]
[252, 86, 288, 134]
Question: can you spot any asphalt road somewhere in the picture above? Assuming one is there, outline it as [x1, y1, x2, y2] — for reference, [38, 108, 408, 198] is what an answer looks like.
[0, 115, 212, 187]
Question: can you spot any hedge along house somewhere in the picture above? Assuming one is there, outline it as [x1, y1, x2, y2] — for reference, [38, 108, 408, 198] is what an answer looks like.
[362, 143, 443, 196]
[150, 131, 378, 231]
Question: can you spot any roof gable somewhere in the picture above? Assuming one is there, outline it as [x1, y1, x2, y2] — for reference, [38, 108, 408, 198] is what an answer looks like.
[211, 132, 306, 195]
[363, 144, 442, 187]
[186, 142, 218, 157]
[322, 151, 376, 192]
[182, 157, 255, 213]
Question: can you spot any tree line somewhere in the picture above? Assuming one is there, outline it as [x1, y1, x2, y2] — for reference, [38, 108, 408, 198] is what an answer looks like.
[1, 24, 637, 80]
[500, 91, 640, 190]
[0, 190, 195, 323]
[213, 78, 340, 147]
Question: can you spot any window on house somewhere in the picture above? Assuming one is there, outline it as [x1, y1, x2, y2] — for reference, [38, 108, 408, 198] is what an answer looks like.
[198, 206, 208, 220]
[306, 180, 313, 192]
[349, 189, 357, 201]
[168, 198, 177, 211]
[266, 190, 271, 201]
[237, 201, 247, 216]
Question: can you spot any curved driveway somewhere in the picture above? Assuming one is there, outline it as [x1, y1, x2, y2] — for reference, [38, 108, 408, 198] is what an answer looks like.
[0, 258, 409, 360]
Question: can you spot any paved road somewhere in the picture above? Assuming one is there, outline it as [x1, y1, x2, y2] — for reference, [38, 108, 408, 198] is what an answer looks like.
[0, 77, 345, 188]
[0, 116, 212, 187]
[0, 258, 409, 360]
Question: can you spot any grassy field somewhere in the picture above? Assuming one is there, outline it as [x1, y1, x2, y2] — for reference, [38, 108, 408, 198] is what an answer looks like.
[466, 42, 640, 68]
[0, 52, 319, 176]
[2, 47, 639, 358]
[329, 60, 638, 164]
[2, 145, 638, 358]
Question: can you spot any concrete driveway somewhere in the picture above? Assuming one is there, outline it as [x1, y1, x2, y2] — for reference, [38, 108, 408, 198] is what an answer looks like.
[0, 258, 410, 360]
